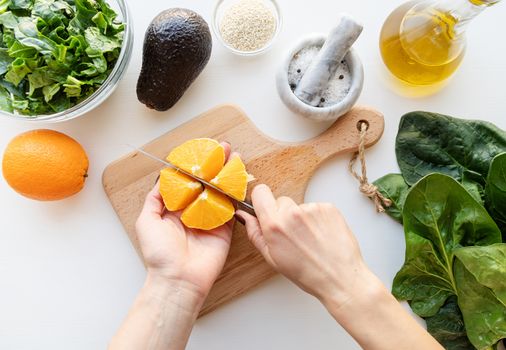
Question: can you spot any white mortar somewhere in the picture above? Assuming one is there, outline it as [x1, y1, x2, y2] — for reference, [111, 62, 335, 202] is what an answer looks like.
[276, 34, 364, 122]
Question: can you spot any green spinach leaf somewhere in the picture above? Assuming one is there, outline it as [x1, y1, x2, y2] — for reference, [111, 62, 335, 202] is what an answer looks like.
[62, 74, 82, 97]
[0, 78, 25, 97]
[0, 0, 10, 14]
[393, 174, 502, 317]
[32, 0, 73, 25]
[27, 66, 54, 95]
[0, 47, 14, 74]
[461, 176, 485, 206]
[374, 174, 484, 225]
[14, 20, 60, 56]
[84, 26, 121, 54]
[454, 244, 506, 349]
[9, 0, 32, 10]
[374, 173, 409, 223]
[455, 244, 506, 306]
[68, 0, 96, 34]
[486, 153, 506, 241]
[11, 95, 28, 110]
[5, 56, 31, 85]
[425, 296, 474, 350]
[0, 11, 20, 28]
[41, 81, 58, 101]
[6, 39, 38, 57]
[394, 232, 454, 316]
[396, 112, 506, 186]
[0, 85, 13, 111]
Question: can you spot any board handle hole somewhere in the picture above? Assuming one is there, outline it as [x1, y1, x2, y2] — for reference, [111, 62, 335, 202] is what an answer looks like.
[357, 120, 369, 131]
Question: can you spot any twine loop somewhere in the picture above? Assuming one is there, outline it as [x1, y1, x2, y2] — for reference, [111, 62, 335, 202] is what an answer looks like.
[349, 121, 392, 213]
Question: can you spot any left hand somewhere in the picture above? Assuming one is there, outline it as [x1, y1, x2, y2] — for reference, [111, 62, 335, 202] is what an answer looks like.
[135, 142, 235, 302]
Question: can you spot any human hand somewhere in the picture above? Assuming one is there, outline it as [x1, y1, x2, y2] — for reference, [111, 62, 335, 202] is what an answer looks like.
[236, 184, 377, 307]
[135, 142, 235, 303]
[235, 185, 444, 350]
[110, 143, 236, 350]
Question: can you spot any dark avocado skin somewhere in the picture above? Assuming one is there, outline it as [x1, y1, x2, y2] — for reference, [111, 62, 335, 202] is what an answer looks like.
[137, 8, 212, 111]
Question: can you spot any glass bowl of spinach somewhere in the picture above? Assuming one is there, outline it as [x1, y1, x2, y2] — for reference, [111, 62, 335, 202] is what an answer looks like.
[0, 0, 133, 122]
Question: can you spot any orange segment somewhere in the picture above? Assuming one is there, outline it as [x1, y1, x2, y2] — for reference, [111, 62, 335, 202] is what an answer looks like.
[210, 155, 248, 201]
[159, 168, 203, 211]
[181, 188, 235, 230]
[167, 138, 225, 181]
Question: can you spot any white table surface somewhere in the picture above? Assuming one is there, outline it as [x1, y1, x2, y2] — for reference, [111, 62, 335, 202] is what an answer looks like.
[1, 0, 505, 349]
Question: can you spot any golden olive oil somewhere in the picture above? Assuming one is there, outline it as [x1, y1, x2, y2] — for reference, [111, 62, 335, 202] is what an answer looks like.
[380, 1, 465, 86]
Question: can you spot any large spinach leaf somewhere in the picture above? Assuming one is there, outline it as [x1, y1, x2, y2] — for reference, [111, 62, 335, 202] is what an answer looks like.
[425, 296, 474, 350]
[454, 244, 506, 350]
[396, 112, 506, 186]
[486, 153, 506, 241]
[455, 244, 506, 306]
[393, 174, 502, 317]
[375, 173, 483, 224]
[373, 173, 409, 224]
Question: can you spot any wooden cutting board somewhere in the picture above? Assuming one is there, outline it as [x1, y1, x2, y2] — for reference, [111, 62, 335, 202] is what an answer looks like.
[103, 104, 384, 316]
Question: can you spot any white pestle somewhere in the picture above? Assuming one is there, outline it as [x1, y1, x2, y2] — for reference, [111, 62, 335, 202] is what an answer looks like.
[294, 14, 363, 107]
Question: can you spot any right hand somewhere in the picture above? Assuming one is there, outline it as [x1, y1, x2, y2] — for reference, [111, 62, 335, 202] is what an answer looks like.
[238, 185, 444, 350]
[236, 184, 378, 307]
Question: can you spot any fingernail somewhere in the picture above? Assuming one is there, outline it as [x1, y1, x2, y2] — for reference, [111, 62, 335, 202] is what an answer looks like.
[154, 174, 160, 185]
[235, 213, 246, 225]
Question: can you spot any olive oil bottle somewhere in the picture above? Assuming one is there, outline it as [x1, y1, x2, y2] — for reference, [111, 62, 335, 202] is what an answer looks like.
[380, 0, 501, 86]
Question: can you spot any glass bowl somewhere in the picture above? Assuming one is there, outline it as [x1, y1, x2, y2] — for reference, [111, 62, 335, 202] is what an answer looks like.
[0, 0, 134, 123]
[212, 0, 282, 56]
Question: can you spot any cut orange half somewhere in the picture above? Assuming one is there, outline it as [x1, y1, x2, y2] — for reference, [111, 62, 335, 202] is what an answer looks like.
[210, 155, 248, 201]
[181, 188, 235, 230]
[160, 138, 250, 231]
[159, 168, 203, 211]
[167, 138, 225, 181]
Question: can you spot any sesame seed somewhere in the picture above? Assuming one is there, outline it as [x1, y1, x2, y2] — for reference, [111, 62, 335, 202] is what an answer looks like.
[219, 0, 277, 52]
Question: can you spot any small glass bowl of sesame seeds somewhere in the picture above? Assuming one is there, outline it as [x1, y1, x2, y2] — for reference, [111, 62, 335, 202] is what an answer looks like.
[213, 0, 282, 56]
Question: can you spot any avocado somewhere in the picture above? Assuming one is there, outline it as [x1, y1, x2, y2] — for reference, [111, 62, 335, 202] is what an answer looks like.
[137, 9, 212, 111]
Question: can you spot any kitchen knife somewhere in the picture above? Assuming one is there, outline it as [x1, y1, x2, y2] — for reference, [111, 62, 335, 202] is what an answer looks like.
[130, 146, 257, 217]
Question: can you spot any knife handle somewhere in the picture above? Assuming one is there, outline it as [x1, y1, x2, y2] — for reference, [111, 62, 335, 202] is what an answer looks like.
[235, 200, 257, 218]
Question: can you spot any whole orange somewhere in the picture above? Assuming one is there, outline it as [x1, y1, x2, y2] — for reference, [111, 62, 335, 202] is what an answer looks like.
[2, 129, 89, 201]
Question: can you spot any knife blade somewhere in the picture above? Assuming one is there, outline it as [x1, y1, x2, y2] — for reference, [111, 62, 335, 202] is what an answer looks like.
[129, 146, 257, 217]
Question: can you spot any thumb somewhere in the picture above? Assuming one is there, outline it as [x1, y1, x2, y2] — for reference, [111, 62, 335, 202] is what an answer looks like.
[140, 181, 165, 220]
[236, 211, 275, 267]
